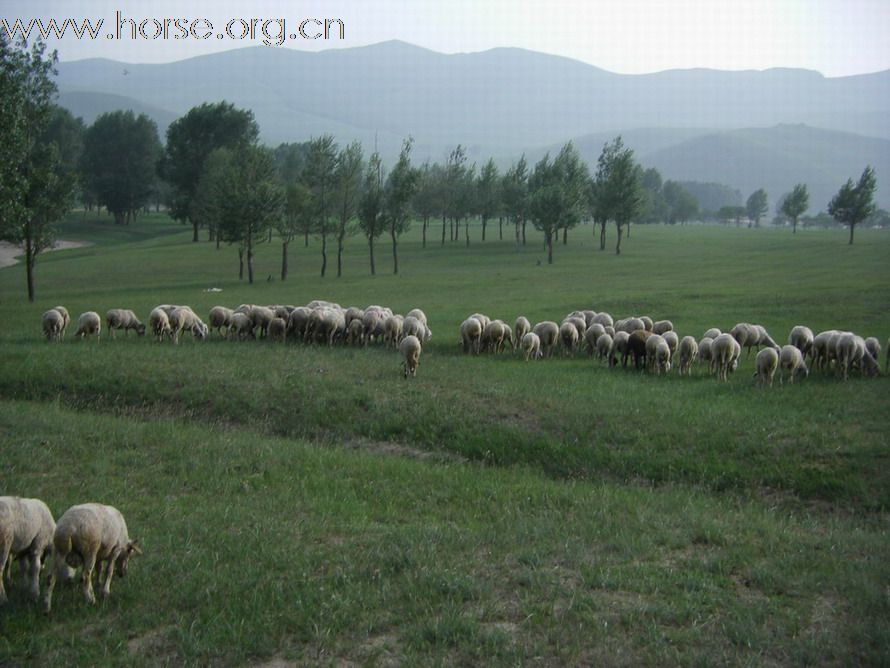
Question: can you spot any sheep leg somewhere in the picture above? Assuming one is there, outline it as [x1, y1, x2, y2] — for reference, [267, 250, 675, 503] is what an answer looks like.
[81, 553, 98, 605]
[27, 550, 42, 599]
[0, 546, 9, 603]
[42, 552, 62, 613]
[100, 551, 120, 598]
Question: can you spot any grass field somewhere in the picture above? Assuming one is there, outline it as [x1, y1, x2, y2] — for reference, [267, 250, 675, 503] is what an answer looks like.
[1, 212, 889, 666]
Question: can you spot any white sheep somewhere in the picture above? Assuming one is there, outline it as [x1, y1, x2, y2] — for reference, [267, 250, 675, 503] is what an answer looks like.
[702, 327, 722, 340]
[42, 309, 64, 342]
[399, 335, 422, 378]
[481, 320, 508, 354]
[558, 321, 580, 356]
[403, 315, 431, 345]
[676, 336, 699, 376]
[645, 333, 671, 375]
[468, 313, 491, 331]
[778, 345, 809, 384]
[591, 312, 613, 329]
[287, 307, 312, 342]
[43, 503, 140, 612]
[0, 496, 55, 603]
[460, 317, 483, 354]
[105, 309, 146, 338]
[836, 334, 879, 380]
[170, 307, 208, 344]
[148, 307, 172, 342]
[712, 333, 741, 381]
[698, 336, 715, 372]
[251, 306, 276, 338]
[513, 316, 531, 346]
[521, 332, 542, 361]
[595, 332, 613, 362]
[532, 321, 559, 358]
[811, 330, 841, 371]
[74, 311, 101, 341]
[209, 306, 234, 338]
[640, 315, 654, 331]
[652, 320, 674, 335]
[788, 325, 814, 358]
[405, 308, 428, 327]
[346, 318, 365, 346]
[583, 323, 606, 356]
[384, 314, 405, 348]
[608, 331, 630, 367]
[753, 347, 779, 386]
[662, 331, 679, 359]
[229, 312, 255, 341]
[53, 306, 70, 338]
[864, 337, 881, 365]
[267, 317, 287, 343]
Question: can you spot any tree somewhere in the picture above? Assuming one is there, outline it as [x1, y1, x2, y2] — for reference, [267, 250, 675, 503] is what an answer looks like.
[276, 182, 311, 281]
[358, 152, 385, 275]
[501, 156, 529, 247]
[828, 166, 877, 245]
[161, 101, 258, 242]
[81, 111, 161, 225]
[190, 148, 230, 253]
[383, 137, 419, 275]
[0, 38, 76, 302]
[594, 137, 644, 255]
[780, 183, 809, 234]
[442, 145, 469, 244]
[718, 205, 746, 226]
[663, 180, 699, 224]
[333, 141, 363, 277]
[639, 167, 668, 224]
[476, 158, 500, 242]
[746, 189, 769, 228]
[413, 162, 444, 248]
[302, 135, 338, 277]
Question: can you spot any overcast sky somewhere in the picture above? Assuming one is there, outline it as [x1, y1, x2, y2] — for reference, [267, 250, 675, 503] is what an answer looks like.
[3, 0, 889, 77]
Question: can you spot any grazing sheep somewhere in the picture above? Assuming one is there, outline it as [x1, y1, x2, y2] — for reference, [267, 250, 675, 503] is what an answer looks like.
[753, 347, 779, 386]
[74, 311, 101, 341]
[170, 307, 208, 344]
[521, 332, 542, 361]
[778, 345, 809, 383]
[752, 325, 781, 352]
[712, 333, 741, 381]
[835, 334, 879, 380]
[558, 321, 580, 356]
[346, 318, 365, 346]
[864, 337, 881, 365]
[148, 308, 172, 342]
[662, 331, 679, 359]
[43, 503, 140, 612]
[788, 325, 815, 358]
[582, 310, 597, 327]
[676, 336, 699, 376]
[468, 313, 491, 331]
[405, 308, 427, 327]
[361, 308, 387, 345]
[626, 329, 654, 370]
[105, 309, 146, 338]
[513, 316, 531, 345]
[608, 331, 630, 367]
[209, 306, 234, 338]
[267, 317, 287, 343]
[640, 316, 654, 331]
[460, 317, 483, 354]
[482, 320, 510, 354]
[698, 336, 715, 372]
[564, 316, 587, 339]
[0, 496, 55, 603]
[311, 308, 346, 346]
[592, 312, 613, 329]
[583, 323, 606, 356]
[403, 315, 431, 345]
[702, 327, 722, 340]
[229, 312, 255, 341]
[287, 307, 312, 342]
[645, 334, 671, 375]
[811, 330, 841, 371]
[595, 332, 613, 362]
[42, 309, 64, 342]
[501, 321, 515, 351]
[615, 317, 645, 334]
[652, 320, 674, 335]
[251, 306, 276, 338]
[399, 335, 421, 378]
[344, 306, 364, 326]
[384, 315, 405, 348]
[53, 306, 70, 338]
[532, 321, 560, 358]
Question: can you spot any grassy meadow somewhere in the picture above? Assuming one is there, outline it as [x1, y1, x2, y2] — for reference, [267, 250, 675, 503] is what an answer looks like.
[1, 212, 889, 665]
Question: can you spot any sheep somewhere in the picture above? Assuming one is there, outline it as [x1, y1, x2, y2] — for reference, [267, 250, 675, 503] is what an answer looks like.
[640, 316, 654, 331]
[74, 311, 101, 341]
[608, 331, 630, 367]
[652, 320, 674, 335]
[42, 309, 64, 342]
[513, 316, 531, 345]
[43, 503, 140, 612]
[779, 345, 809, 384]
[170, 307, 208, 344]
[346, 318, 365, 346]
[267, 317, 287, 343]
[532, 321, 560, 357]
[811, 330, 841, 371]
[501, 321, 515, 351]
[384, 315, 405, 348]
[835, 334, 879, 380]
[149, 307, 172, 342]
[53, 306, 70, 338]
[482, 320, 508, 354]
[361, 308, 387, 345]
[583, 323, 606, 356]
[591, 312, 613, 329]
[460, 317, 483, 354]
[865, 337, 881, 365]
[595, 332, 613, 362]
[209, 306, 234, 338]
[307, 299, 341, 310]
[405, 308, 428, 327]
[626, 329, 654, 370]
[582, 310, 597, 327]
[564, 316, 587, 339]
[558, 321, 580, 356]
[521, 332, 542, 361]
[403, 315, 431, 345]
[344, 306, 364, 327]
[788, 325, 814, 358]
[702, 327, 722, 340]
[712, 333, 741, 381]
[287, 307, 312, 342]
[229, 312, 255, 341]
[698, 336, 715, 372]
[251, 306, 276, 338]
[645, 334, 671, 375]
[676, 336, 699, 376]
[310, 308, 346, 346]
[399, 335, 421, 378]
[753, 347, 779, 386]
[268, 305, 292, 319]
[662, 331, 679, 359]
[468, 313, 491, 331]
[752, 325, 781, 352]
[615, 317, 644, 334]
[0, 496, 55, 603]
[105, 309, 146, 338]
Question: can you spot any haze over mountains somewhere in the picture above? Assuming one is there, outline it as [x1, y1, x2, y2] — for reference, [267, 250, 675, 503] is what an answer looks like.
[55, 40, 890, 209]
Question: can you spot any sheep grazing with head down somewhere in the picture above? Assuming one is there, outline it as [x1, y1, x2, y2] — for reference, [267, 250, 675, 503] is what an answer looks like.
[532, 321, 560, 358]
[209, 306, 234, 338]
[402, 315, 431, 346]
[53, 306, 70, 338]
[74, 311, 101, 341]
[148, 307, 172, 342]
[384, 315, 405, 348]
[513, 316, 531, 345]
[652, 320, 673, 335]
[595, 332, 613, 362]
[608, 331, 630, 367]
[583, 323, 606, 356]
[0, 496, 55, 603]
[229, 312, 255, 341]
[788, 325, 814, 358]
[460, 317, 483, 354]
[835, 333, 879, 381]
[698, 336, 715, 372]
[778, 345, 809, 384]
[712, 333, 741, 381]
[662, 331, 679, 359]
[521, 332, 542, 361]
[753, 347, 779, 387]
[676, 336, 699, 376]
[645, 333, 671, 375]
[42, 309, 65, 342]
[267, 317, 287, 343]
[105, 309, 146, 338]
[399, 335, 422, 378]
[626, 329, 653, 370]
[170, 307, 208, 344]
[864, 337, 881, 367]
[43, 503, 141, 612]
[558, 321, 580, 356]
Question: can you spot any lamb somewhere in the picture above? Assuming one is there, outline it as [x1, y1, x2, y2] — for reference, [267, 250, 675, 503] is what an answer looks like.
[558, 321, 580, 356]
[229, 312, 255, 341]
[778, 345, 809, 383]
[399, 335, 421, 378]
[788, 325, 815, 358]
[676, 336, 699, 376]
[595, 332, 613, 362]
[0, 496, 55, 603]
[170, 307, 208, 344]
[74, 311, 101, 341]
[460, 317, 483, 354]
[645, 334, 671, 375]
[513, 316, 531, 345]
[43, 503, 140, 612]
[42, 309, 64, 342]
[521, 332, 542, 361]
[384, 315, 405, 348]
[532, 321, 560, 357]
[652, 320, 674, 335]
[209, 306, 234, 338]
[753, 347, 779, 386]
[148, 307, 172, 342]
[267, 317, 287, 343]
[53, 306, 70, 338]
[105, 309, 146, 338]
[712, 333, 741, 381]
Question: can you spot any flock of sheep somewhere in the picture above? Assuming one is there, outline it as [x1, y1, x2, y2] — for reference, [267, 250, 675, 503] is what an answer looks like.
[0, 496, 139, 612]
[459, 310, 885, 385]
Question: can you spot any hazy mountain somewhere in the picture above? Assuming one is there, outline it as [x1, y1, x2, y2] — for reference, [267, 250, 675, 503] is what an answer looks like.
[54, 40, 890, 207]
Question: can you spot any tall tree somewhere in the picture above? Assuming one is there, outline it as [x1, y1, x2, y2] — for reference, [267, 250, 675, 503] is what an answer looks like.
[358, 152, 385, 275]
[593, 137, 644, 255]
[383, 137, 419, 275]
[639, 167, 668, 224]
[413, 161, 444, 248]
[0, 38, 76, 302]
[190, 148, 230, 253]
[333, 141, 363, 278]
[161, 101, 258, 242]
[302, 135, 338, 277]
[501, 156, 529, 247]
[663, 180, 699, 224]
[443, 145, 469, 244]
[276, 182, 311, 281]
[746, 189, 769, 228]
[476, 158, 500, 242]
[780, 183, 809, 234]
[81, 111, 161, 225]
[828, 166, 877, 245]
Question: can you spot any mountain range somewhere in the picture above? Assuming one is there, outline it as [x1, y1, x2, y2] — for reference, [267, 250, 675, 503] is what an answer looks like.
[55, 40, 890, 210]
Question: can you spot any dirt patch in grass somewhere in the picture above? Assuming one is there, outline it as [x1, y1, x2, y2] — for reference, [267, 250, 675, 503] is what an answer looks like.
[341, 436, 467, 463]
[127, 625, 178, 662]
[0, 240, 91, 268]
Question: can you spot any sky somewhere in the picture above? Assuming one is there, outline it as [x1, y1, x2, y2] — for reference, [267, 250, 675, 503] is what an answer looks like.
[2, 0, 889, 77]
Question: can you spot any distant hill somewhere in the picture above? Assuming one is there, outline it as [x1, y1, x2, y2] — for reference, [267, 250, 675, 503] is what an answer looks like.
[54, 41, 890, 208]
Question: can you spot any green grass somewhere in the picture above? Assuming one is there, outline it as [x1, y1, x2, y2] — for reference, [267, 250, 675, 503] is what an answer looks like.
[1, 213, 888, 665]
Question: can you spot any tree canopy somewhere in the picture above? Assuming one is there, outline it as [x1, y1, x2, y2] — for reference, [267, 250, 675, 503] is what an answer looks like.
[828, 166, 877, 245]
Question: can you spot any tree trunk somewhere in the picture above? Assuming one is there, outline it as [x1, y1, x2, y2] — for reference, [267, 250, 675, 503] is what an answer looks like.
[546, 230, 553, 264]
[849, 223, 855, 245]
[600, 221, 606, 250]
[304, 231, 309, 247]
[626, 222, 631, 238]
[465, 218, 470, 247]
[208, 226, 215, 243]
[391, 228, 399, 275]
[422, 216, 427, 248]
[114, 210, 125, 225]
[281, 240, 289, 281]
[247, 243, 254, 284]
[268, 227, 273, 243]
[25, 228, 35, 303]
[562, 227, 567, 245]
[320, 230, 327, 277]
[615, 222, 623, 255]
[499, 216, 503, 240]
[482, 215, 487, 241]
[369, 236, 376, 275]
[792, 217, 797, 234]
[441, 215, 446, 246]
[192, 219, 199, 241]
[216, 234, 221, 250]
[522, 220, 527, 246]
[337, 233, 345, 278]
[238, 247, 244, 280]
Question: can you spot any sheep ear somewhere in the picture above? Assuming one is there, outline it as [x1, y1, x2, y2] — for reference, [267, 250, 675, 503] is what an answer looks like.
[128, 540, 143, 555]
